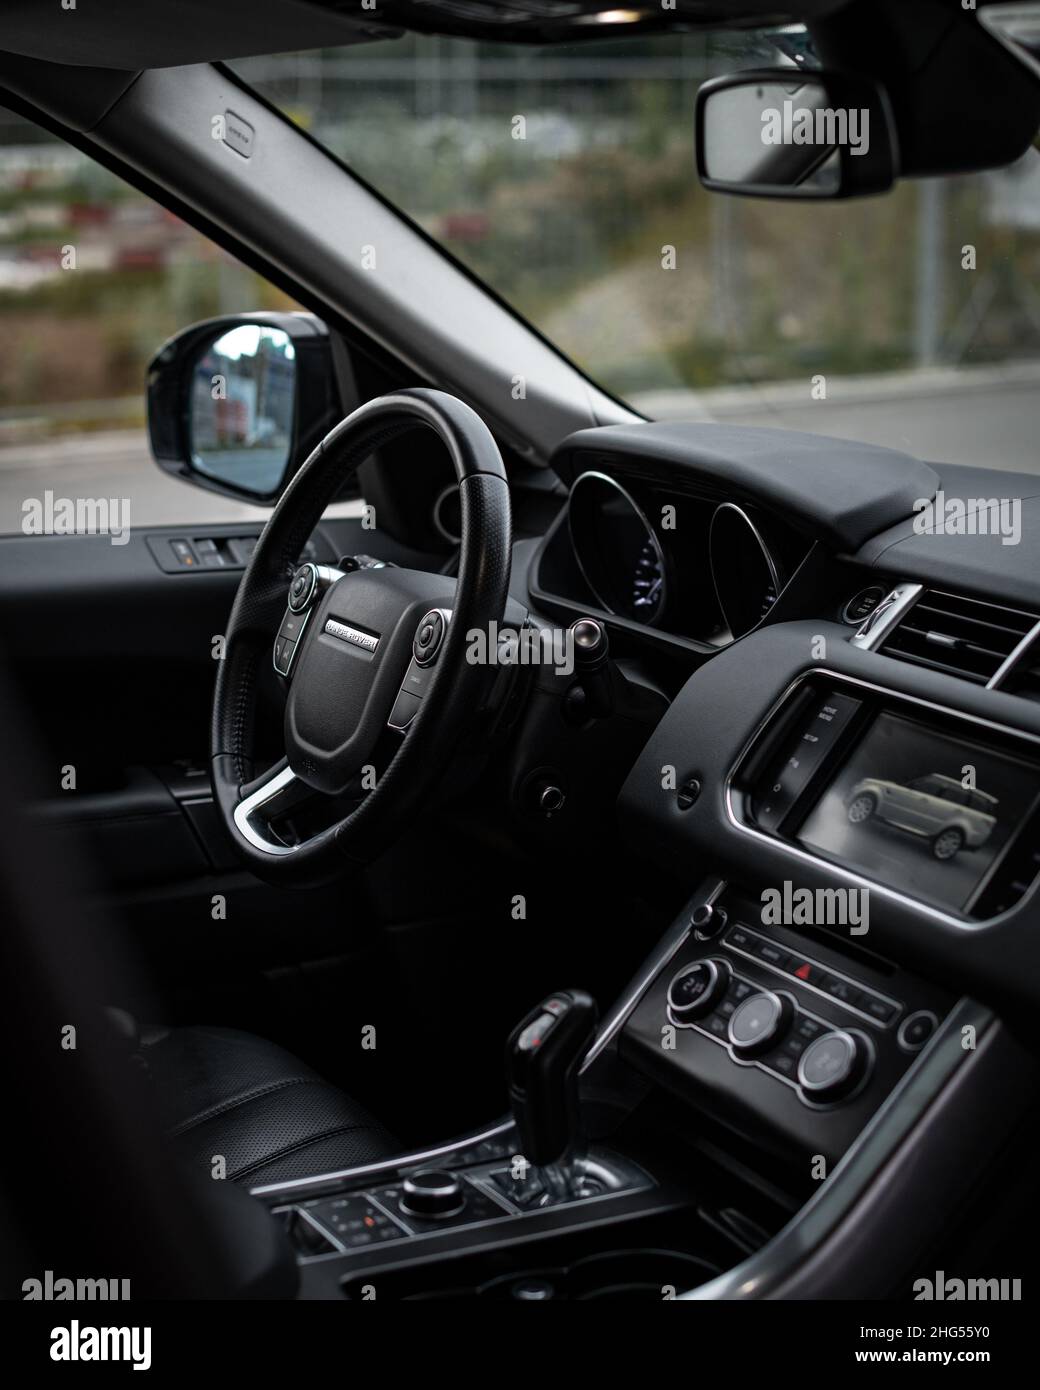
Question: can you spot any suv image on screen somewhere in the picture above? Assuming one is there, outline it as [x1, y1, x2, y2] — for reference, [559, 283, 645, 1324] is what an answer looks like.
[846, 775, 998, 861]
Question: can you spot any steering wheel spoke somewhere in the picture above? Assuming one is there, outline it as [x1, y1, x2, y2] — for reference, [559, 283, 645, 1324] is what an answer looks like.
[233, 762, 317, 856]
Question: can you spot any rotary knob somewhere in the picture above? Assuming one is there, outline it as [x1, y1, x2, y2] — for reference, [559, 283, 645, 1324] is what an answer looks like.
[399, 1168, 465, 1219]
[798, 1029, 871, 1102]
[667, 958, 729, 1021]
[728, 990, 793, 1058]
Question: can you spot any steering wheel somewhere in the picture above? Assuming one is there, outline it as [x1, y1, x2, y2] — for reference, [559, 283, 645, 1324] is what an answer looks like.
[211, 388, 512, 884]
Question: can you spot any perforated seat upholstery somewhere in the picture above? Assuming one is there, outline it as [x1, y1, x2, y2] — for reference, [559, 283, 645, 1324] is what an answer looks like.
[142, 1025, 399, 1187]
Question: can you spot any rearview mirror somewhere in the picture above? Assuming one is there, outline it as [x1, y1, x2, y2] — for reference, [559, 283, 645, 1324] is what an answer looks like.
[147, 312, 344, 504]
[695, 68, 898, 199]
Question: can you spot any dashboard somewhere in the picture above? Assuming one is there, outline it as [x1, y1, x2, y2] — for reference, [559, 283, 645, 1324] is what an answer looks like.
[528, 417, 1040, 1025]
[531, 420, 944, 657]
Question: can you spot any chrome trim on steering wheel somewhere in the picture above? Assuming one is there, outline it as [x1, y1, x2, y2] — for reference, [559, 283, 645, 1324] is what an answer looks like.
[233, 763, 302, 856]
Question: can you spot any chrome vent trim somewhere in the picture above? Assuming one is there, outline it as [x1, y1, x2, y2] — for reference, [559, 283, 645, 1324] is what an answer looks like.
[871, 587, 1038, 685]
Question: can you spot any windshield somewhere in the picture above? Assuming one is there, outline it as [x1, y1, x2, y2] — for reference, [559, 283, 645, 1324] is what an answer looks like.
[237, 28, 1040, 470]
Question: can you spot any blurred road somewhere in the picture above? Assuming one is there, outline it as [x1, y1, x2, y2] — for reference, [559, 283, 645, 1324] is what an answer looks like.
[0, 428, 362, 533]
[1, 362, 1038, 536]
[631, 361, 1040, 478]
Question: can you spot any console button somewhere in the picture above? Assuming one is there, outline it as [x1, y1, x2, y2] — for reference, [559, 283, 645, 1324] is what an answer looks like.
[898, 1010, 938, 1051]
[169, 538, 197, 568]
[301, 1195, 405, 1249]
[820, 972, 858, 1006]
[843, 586, 886, 625]
[798, 1030, 870, 1101]
[755, 693, 861, 829]
[667, 959, 729, 1020]
[769, 1052, 798, 1077]
[795, 1015, 824, 1042]
[728, 991, 793, 1057]
[755, 940, 790, 971]
[860, 993, 899, 1026]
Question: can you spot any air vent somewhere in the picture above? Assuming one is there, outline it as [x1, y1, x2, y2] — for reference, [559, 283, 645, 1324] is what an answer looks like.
[878, 588, 1039, 685]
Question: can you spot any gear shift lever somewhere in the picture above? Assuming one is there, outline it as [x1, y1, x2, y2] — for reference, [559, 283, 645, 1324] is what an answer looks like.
[505, 989, 598, 1197]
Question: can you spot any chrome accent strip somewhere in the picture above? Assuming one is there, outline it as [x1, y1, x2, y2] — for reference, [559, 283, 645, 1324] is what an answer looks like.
[249, 1119, 516, 1198]
[233, 763, 299, 857]
[708, 501, 784, 641]
[724, 668, 1040, 932]
[566, 469, 668, 626]
[581, 881, 725, 1070]
[986, 616, 1040, 689]
[849, 581, 922, 650]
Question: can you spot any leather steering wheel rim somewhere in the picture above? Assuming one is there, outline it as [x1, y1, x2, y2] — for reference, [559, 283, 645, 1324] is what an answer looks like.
[210, 387, 512, 885]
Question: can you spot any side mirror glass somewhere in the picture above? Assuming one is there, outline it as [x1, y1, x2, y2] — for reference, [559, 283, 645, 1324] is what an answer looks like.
[147, 312, 344, 504]
[189, 325, 296, 496]
[696, 69, 898, 199]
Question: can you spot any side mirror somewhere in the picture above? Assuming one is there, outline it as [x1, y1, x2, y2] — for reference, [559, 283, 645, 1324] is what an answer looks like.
[695, 68, 898, 199]
[147, 312, 343, 503]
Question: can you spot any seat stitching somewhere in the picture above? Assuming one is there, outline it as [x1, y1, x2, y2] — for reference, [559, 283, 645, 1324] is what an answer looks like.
[169, 1075, 314, 1135]
[230, 1122, 386, 1181]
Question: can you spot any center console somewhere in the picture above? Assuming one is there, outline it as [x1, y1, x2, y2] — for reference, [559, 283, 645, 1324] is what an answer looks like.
[253, 618, 1040, 1299]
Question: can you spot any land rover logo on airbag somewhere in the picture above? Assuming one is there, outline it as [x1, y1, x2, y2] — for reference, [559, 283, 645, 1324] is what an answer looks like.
[324, 618, 380, 653]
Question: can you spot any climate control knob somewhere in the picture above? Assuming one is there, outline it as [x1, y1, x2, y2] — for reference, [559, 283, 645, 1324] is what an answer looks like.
[667, 958, 729, 1021]
[728, 990, 793, 1057]
[798, 1029, 871, 1102]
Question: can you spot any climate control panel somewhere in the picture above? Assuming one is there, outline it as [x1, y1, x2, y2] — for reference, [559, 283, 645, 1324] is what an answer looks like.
[666, 958, 873, 1105]
[620, 888, 956, 1166]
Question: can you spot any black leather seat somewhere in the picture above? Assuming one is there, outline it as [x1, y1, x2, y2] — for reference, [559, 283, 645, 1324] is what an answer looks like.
[141, 1024, 400, 1187]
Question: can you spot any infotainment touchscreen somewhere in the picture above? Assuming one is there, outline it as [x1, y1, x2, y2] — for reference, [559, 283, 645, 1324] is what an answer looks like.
[797, 712, 1040, 912]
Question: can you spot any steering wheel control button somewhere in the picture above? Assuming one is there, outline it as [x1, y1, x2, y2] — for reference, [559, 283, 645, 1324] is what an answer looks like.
[798, 1029, 870, 1101]
[388, 690, 422, 731]
[667, 958, 729, 1021]
[288, 563, 318, 612]
[273, 636, 296, 677]
[728, 990, 792, 1057]
[898, 1010, 939, 1052]
[278, 609, 308, 643]
[274, 604, 312, 677]
[399, 1169, 466, 1220]
[413, 609, 446, 666]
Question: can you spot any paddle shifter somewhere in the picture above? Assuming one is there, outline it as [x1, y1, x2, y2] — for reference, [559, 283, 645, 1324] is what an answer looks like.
[505, 989, 598, 1200]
